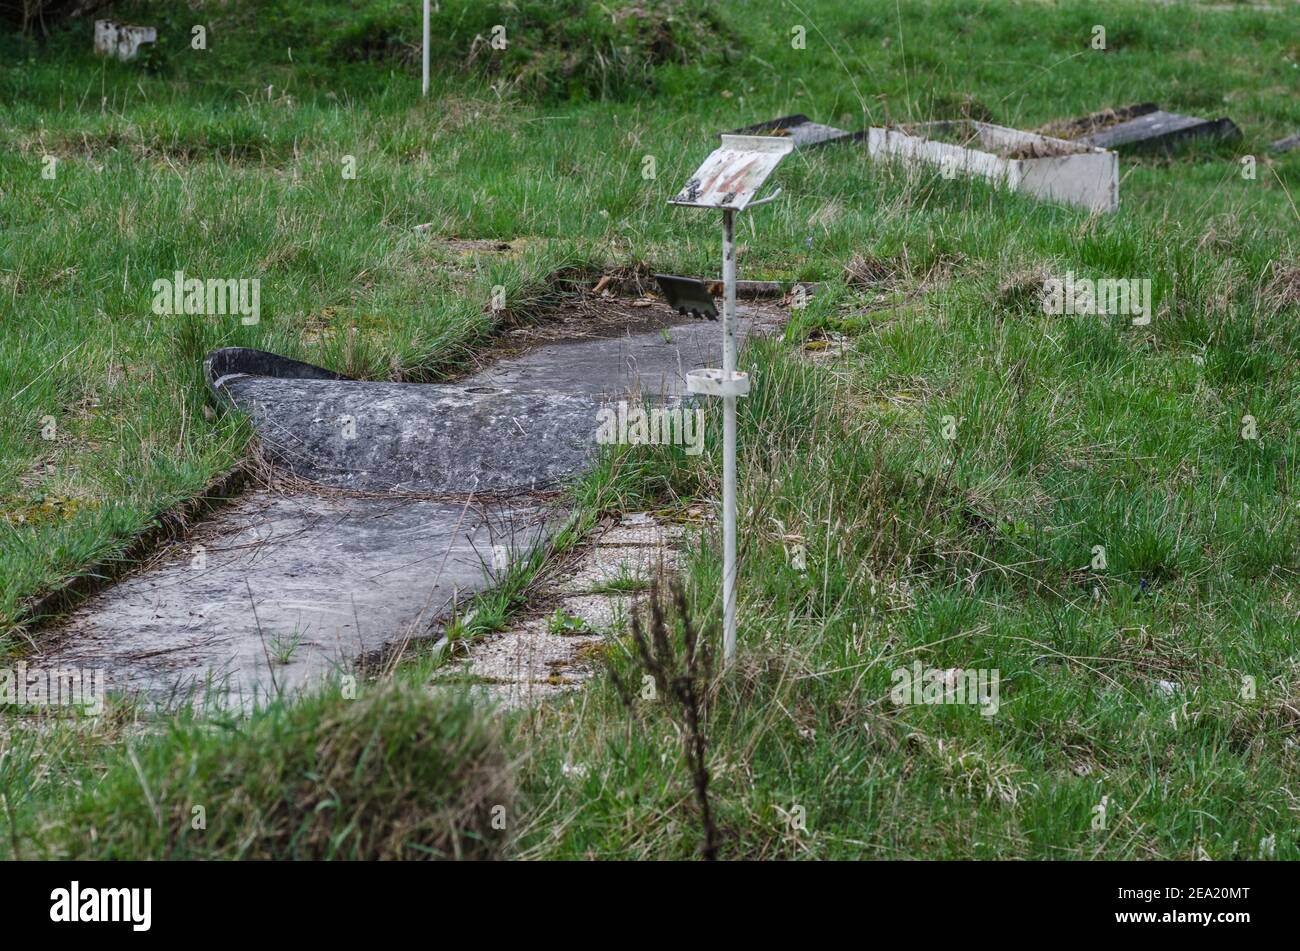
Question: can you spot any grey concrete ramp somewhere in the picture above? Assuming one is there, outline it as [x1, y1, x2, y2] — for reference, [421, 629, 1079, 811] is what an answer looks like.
[208, 309, 774, 493]
[220, 379, 599, 493]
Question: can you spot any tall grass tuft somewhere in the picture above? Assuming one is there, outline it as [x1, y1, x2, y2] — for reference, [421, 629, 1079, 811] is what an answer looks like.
[38, 683, 511, 860]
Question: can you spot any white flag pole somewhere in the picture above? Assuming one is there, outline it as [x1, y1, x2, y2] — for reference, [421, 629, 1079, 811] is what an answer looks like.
[422, 0, 431, 97]
[721, 208, 738, 665]
[669, 135, 792, 669]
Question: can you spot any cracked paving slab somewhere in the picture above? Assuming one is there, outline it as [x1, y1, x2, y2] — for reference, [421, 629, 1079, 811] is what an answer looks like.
[435, 514, 690, 711]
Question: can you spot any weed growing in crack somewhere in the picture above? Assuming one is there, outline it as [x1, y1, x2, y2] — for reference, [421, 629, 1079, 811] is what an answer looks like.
[589, 566, 650, 594]
[269, 628, 305, 666]
[609, 582, 717, 860]
[547, 608, 595, 636]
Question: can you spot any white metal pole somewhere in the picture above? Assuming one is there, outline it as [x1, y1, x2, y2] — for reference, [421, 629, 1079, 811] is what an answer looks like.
[422, 0, 431, 98]
[721, 209, 738, 666]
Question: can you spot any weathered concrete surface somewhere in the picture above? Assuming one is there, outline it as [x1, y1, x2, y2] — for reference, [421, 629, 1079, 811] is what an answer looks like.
[868, 121, 1119, 213]
[553, 541, 680, 593]
[222, 380, 600, 493]
[211, 305, 780, 493]
[40, 302, 783, 703]
[463, 314, 754, 397]
[35, 492, 552, 705]
[1078, 110, 1241, 153]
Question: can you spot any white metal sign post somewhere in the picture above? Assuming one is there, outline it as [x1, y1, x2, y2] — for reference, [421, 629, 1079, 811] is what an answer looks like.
[669, 134, 794, 665]
[422, 0, 431, 97]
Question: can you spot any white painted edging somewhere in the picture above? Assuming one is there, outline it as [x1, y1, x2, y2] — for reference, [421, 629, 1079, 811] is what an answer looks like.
[867, 121, 1118, 213]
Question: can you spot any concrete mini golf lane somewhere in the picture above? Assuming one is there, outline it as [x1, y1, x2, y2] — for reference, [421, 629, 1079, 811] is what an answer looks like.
[43, 494, 550, 704]
[33, 300, 786, 704]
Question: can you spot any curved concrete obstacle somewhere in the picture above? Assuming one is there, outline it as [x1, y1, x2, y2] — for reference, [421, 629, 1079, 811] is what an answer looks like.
[35, 300, 786, 704]
[203, 312, 736, 493]
[209, 351, 601, 493]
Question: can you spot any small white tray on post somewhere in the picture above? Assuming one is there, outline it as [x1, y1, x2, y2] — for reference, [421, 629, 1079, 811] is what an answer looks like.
[685, 368, 750, 398]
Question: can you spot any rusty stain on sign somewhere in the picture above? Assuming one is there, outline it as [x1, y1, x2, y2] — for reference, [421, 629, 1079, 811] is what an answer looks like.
[669, 134, 795, 210]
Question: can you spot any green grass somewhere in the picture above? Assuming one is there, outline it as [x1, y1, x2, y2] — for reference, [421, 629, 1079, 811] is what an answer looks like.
[12, 682, 510, 860]
[2, 0, 1299, 859]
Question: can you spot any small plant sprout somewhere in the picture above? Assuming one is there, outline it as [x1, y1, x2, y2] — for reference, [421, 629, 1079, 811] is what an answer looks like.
[548, 608, 594, 636]
[590, 564, 649, 594]
[269, 628, 305, 666]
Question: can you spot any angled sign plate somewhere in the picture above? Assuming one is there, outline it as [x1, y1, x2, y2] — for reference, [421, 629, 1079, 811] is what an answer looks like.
[668, 134, 795, 211]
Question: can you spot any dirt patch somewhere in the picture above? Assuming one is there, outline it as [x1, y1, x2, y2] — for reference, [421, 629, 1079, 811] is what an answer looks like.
[844, 249, 963, 294]
[844, 252, 910, 290]
[479, 265, 789, 365]
[495, 290, 683, 348]
[411, 231, 520, 254]
[1037, 103, 1158, 141]
[996, 265, 1053, 314]
[21, 127, 293, 166]
[1001, 140, 1084, 160]
[1263, 260, 1300, 313]
[893, 122, 1084, 159]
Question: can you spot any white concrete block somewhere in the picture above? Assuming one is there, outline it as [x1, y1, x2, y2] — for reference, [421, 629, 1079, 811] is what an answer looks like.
[867, 121, 1118, 213]
[94, 20, 158, 61]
